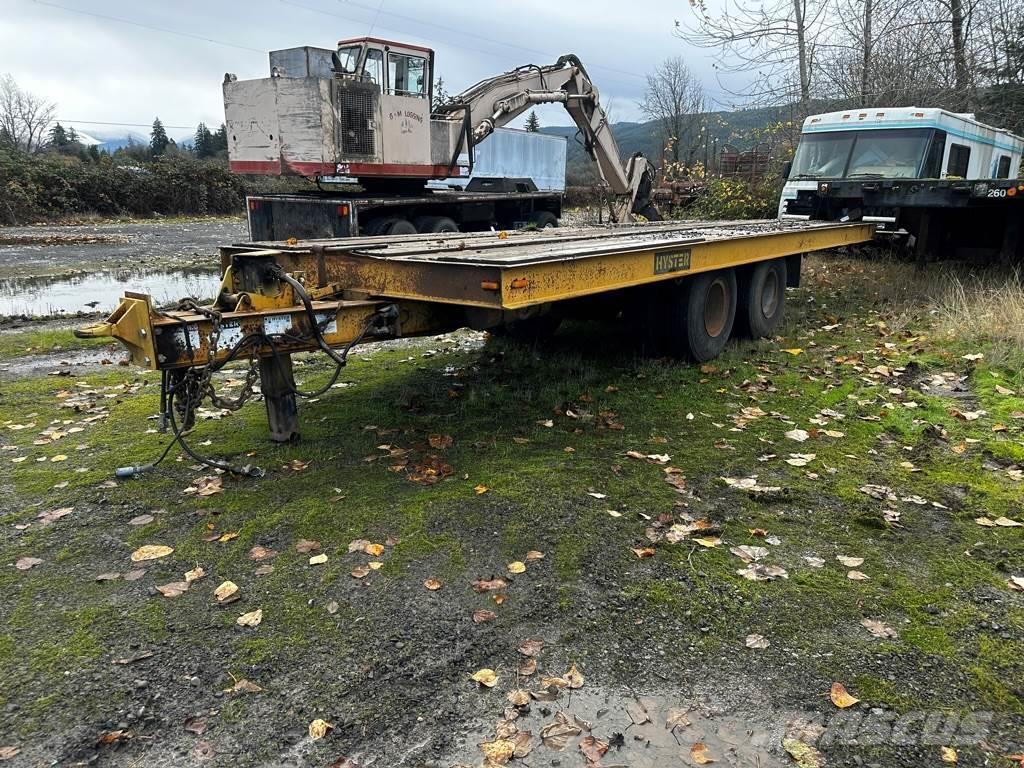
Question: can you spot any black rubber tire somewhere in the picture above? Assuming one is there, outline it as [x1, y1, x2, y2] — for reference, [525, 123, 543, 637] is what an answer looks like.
[668, 269, 737, 362]
[413, 215, 459, 233]
[738, 259, 787, 338]
[361, 217, 391, 236]
[528, 210, 559, 229]
[383, 218, 417, 236]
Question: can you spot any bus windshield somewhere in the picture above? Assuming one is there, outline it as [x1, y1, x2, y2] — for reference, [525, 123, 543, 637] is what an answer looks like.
[790, 128, 933, 179]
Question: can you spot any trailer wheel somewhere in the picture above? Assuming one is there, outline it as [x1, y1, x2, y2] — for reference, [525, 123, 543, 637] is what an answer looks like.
[413, 215, 459, 233]
[669, 269, 737, 362]
[528, 211, 559, 229]
[738, 259, 787, 338]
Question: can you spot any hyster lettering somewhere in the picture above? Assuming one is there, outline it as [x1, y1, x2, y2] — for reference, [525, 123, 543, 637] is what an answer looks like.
[654, 250, 691, 275]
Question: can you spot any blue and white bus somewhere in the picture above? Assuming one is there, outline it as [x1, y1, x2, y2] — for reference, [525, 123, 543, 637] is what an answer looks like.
[779, 107, 1024, 220]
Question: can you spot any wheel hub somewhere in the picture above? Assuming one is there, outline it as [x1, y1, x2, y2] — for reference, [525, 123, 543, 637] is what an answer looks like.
[704, 279, 728, 337]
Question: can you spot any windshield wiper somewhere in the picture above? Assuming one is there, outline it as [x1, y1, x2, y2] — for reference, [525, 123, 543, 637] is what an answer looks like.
[793, 173, 822, 179]
[847, 173, 884, 178]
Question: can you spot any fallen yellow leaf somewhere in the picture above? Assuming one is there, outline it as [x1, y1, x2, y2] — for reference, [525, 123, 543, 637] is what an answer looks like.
[236, 609, 262, 628]
[424, 578, 442, 590]
[308, 718, 333, 740]
[214, 581, 239, 602]
[471, 668, 499, 687]
[507, 561, 526, 574]
[565, 662, 584, 689]
[830, 682, 860, 708]
[693, 536, 722, 548]
[481, 739, 514, 763]
[691, 742, 716, 763]
[308, 553, 328, 565]
[941, 746, 958, 763]
[130, 544, 174, 562]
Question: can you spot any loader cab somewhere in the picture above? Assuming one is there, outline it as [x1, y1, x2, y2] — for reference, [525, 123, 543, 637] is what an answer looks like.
[336, 37, 433, 101]
[333, 37, 435, 168]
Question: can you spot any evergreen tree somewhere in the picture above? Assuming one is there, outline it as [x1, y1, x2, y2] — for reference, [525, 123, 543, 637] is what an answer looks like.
[66, 126, 79, 144]
[0, 126, 13, 148]
[150, 117, 170, 156]
[524, 110, 540, 132]
[193, 122, 214, 158]
[87, 144, 101, 162]
[49, 122, 69, 148]
[212, 123, 228, 154]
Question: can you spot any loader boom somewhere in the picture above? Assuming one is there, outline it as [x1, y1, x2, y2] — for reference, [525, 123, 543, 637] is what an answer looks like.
[435, 55, 658, 222]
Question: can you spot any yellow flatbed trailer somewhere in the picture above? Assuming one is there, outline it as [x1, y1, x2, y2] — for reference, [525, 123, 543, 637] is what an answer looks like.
[78, 219, 873, 453]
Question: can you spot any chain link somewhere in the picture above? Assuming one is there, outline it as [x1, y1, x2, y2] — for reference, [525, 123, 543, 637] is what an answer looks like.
[175, 300, 261, 418]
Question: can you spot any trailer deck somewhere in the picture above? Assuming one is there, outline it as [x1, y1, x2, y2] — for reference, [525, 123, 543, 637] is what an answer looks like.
[77, 219, 874, 447]
[223, 219, 874, 310]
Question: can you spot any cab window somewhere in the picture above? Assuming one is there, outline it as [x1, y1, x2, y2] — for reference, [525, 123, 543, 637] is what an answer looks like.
[363, 48, 383, 87]
[388, 53, 427, 97]
[946, 144, 971, 177]
[335, 45, 361, 74]
[996, 155, 1012, 179]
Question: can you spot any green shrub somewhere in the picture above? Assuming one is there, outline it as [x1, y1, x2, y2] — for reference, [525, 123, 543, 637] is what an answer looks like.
[0, 148, 310, 224]
[688, 176, 784, 220]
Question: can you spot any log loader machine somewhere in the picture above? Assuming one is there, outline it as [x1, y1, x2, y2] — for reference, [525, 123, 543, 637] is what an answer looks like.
[224, 39, 659, 239]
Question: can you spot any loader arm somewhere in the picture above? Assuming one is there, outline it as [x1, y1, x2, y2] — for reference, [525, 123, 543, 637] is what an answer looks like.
[435, 55, 658, 222]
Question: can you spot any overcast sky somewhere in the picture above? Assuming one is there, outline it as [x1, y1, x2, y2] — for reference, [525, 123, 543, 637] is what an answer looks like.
[3, 0, 738, 139]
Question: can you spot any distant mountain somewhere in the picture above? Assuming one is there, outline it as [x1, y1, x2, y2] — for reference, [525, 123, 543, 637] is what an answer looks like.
[540, 104, 795, 182]
[65, 125, 194, 153]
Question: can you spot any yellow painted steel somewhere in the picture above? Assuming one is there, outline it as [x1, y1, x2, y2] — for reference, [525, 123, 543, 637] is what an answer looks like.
[79, 222, 874, 370]
[497, 223, 875, 309]
[75, 292, 158, 367]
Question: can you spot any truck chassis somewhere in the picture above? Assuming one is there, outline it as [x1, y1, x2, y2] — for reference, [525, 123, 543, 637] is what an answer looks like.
[793, 178, 1024, 262]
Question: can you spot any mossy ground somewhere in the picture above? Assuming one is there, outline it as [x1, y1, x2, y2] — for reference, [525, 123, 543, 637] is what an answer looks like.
[1, 252, 1023, 766]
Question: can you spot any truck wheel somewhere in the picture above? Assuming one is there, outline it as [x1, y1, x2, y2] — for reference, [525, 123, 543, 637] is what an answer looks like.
[528, 211, 559, 229]
[382, 218, 417, 236]
[669, 269, 737, 362]
[413, 216, 459, 233]
[738, 259, 787, 338]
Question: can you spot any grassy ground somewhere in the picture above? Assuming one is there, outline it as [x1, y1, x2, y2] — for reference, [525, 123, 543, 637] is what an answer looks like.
[1, 251, 1023, 767]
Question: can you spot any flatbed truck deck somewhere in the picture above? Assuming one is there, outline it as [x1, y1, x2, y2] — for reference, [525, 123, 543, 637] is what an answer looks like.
[78, 219, 874, 452]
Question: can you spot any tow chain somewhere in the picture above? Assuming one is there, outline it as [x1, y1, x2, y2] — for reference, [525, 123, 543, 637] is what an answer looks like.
[174, 300, 261, 422]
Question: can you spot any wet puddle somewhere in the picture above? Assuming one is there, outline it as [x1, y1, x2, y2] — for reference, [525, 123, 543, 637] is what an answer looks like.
[442, 687, 787, 768]
[0, 268, 220, 317]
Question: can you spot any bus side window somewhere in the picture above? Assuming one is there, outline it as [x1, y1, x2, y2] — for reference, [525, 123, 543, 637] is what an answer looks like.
[922, 131, 946, 178]
[996, 155, 1011, 179]
[946, 144, 970, 178]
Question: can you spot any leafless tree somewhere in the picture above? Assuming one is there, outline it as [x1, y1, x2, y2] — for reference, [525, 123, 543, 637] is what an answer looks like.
[0, 74, 56, 154]
[816, 1, 962, 107]
[676, 0, 833, 116]
[640, 57, 705, 169]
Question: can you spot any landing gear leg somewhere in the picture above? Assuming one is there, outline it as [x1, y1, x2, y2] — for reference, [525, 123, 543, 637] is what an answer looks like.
[259, 355, 299, 442]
